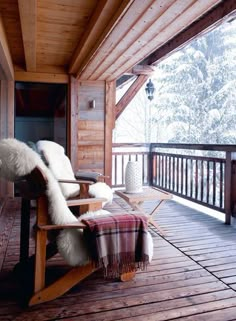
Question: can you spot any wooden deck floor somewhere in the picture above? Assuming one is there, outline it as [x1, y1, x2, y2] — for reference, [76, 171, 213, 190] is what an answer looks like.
[1, 196, 236, 320]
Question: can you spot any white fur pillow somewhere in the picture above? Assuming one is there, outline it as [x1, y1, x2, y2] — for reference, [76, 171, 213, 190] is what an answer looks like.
[36, 140, 80, 199]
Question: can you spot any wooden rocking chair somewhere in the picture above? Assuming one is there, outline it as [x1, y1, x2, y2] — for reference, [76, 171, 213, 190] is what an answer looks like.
[15, 166, 134, 306]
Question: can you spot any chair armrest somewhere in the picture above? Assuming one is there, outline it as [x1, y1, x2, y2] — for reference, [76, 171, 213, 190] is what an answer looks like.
[58, 179, 94, 185]
[66, 197, 107, 207]
[38, 221, 86, 231]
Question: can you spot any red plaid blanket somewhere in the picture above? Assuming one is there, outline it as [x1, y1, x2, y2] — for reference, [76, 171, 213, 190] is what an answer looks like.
[82, 213, 150, 278]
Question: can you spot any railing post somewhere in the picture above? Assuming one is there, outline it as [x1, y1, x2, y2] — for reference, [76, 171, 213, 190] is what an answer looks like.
[225, 151, 232, 225]
[148, 143, 153, 186]
[231, 154, 236, 219]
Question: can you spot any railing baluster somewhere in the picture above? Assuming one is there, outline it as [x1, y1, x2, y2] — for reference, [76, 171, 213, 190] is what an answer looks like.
[121, 155, 124, 185]
[173, 157, 176, 192]
[115, 155, 118, 186]
[161, 155, 164, 188]
[152, 154, 156, 186]
[168, 156, 171, 189]
[219, 161, 223, 208]
[206, 161, 210, 204]
[195, 159, 198, 200]
[213, 161, 216, 206]
[190, 158, 193, 198]
[176, 157, 179, 193]
[200, 160, 204, 202]
[185, 158, 188, 196]
[180, 157, 183, 194]
[158, 154, 161, 186]
[164, 155, 167, 188]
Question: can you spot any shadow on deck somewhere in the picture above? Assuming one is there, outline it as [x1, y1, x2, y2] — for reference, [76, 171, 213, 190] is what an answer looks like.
[1, 196, 236, 320]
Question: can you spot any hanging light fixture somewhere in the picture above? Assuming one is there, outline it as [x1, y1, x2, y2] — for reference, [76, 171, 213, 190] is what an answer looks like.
[145, 79, 155, 101]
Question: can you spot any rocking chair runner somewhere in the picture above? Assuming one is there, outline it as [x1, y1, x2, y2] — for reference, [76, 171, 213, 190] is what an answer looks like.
[16, 166, 136, 306]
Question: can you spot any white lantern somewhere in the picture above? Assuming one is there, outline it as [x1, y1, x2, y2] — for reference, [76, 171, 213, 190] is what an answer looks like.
[125, 161, 143, 193]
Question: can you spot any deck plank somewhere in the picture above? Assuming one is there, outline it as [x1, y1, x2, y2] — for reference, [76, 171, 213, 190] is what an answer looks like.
[1, 198, 236, 320]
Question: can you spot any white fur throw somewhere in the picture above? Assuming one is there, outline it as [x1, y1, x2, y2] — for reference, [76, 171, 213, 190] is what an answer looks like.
[36, 140, 114, 206]
[36, 140, 80, 199]
[0, 138, 153, 266]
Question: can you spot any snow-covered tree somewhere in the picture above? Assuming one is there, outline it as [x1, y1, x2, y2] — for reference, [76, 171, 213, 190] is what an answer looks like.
[114, 19, 236, 145]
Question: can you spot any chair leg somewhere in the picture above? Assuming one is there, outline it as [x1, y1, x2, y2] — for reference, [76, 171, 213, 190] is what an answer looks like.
[120, 271, 136, 282]
[33, 196, 48, 293]
[34, 229, 47, 293]
[29, 263, 97, 306]
[20, 198, 31, 263]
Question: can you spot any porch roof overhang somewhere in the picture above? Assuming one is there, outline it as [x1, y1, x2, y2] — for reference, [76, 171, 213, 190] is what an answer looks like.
[0, 0, 235, 83]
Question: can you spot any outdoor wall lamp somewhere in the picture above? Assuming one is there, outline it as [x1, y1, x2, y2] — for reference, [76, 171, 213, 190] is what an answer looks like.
[145, 79, 155, 101]
[89, 99, 96, 109]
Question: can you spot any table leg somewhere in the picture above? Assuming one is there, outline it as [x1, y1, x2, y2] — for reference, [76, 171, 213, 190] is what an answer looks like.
[130, 200, 166, 236]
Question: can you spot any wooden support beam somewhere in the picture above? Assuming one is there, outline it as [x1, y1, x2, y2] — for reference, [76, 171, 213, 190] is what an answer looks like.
[143, 0, 236, 66]
[15, 71, 68, 83]
[69, 0, 134, 78]
[105, 81, 116, 185]
[18, 0, 37, 72]
[115, 75, 148, 120]
[0, 16, 14, 80]
[132, 65, 156, 75]
[68, 76, 78, 170]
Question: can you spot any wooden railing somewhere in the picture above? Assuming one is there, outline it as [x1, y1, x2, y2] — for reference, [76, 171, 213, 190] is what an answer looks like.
[112, 143, 150, 187]
[112, 143, 236, 224]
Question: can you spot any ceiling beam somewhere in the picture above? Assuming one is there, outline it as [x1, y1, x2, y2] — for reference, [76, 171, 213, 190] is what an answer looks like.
[132, 65, 156, 75]
[0, 16, 14, 80]
[115, 75, 148, 120]
[116, 75, 136, 88]
[69, 0, 134, 78]
[143, 0, 236, 66]
[18, 0, 37, 72]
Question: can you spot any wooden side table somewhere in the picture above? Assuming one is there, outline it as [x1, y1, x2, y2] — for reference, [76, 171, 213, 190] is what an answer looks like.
[115, 187, 172, 235]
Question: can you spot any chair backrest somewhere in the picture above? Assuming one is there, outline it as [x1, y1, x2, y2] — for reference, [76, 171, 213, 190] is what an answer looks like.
[36, 140, 80, 199]
[16, 166, 47, 199]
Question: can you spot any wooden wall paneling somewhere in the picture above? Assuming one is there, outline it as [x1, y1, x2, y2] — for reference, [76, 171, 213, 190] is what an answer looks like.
[68, 76, 79, 170]
[0, 80, 14, 197]
[0, 81, 7, 139]
[7, 81, 14, 139]
[105, 81, 116, 186]
[77, 120, 104, 173]
[78, 80, 105, 121]
[77, 81, 105, 173]
[6, 81, 14, 196]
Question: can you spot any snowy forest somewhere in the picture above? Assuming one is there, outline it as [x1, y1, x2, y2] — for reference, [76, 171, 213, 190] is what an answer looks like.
[114, 18, 236, 144]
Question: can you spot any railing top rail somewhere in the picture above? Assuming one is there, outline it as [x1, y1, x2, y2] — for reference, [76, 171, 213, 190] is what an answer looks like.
[112, 151, 149, 155]
[112, 143, 150, 148]
[152, 151, 225, 162]
[113, 143, 236, 152]
[151, 143, 236, 152]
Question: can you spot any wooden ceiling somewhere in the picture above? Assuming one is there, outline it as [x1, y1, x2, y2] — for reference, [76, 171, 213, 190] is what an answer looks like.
[0, 0, 235, 82]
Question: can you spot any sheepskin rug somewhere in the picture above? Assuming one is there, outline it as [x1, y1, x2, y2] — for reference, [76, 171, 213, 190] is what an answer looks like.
[0, 138, 153, 266]
[36, 140, 113, 206]
[36, 140, 80, 199]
